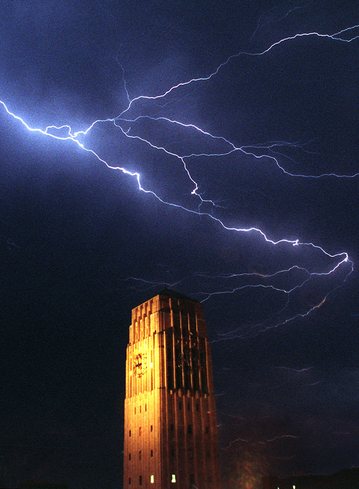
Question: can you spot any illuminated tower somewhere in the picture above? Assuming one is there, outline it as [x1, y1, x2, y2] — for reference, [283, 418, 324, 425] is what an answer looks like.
[123, 288, 222, 489]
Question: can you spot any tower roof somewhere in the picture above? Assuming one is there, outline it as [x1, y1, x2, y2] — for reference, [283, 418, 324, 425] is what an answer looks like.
[159, 287, 199, 302]
[147, 287, 200, 303]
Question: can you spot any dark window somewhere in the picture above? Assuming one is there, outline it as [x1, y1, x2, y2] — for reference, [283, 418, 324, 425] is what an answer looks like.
[139, 427, 142, 436]
[173, 313, 180, 333]
[201, 368, 208, 393]
[193, 364, 200, 391]
[139, 450, 142, 460]
[171, 448, 175, 456]
[129, 430, 131, 437]
[167, 331, 173, 362]
[187, 402, 190, 411]
[190, 474, 195, 485]
[170, 424, 174, 431]
[184, 364, 191, 390]
[129, 478, 131, 485]
[205, 426, 209, 434]
[199, 337, 207, 392]
[206, 450, 210, 458]
[139, 475, 142, 486]
[129, 453, 131, 460]
[188, 424, 193, 435]
[196, 404, 199, 412]
[199, 338, 206, 358]
[167, 345, 173, 361]
[181, 311, 188, 332]
[167, 366, 174, 390]
[176, 364, 182, 390]
[151, 449, 153, 457]
[179, 402, 182, 410]
[151, 425, 153, 432]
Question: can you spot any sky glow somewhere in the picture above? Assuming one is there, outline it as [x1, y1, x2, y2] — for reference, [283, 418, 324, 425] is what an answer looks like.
[0, 25, 357, 335]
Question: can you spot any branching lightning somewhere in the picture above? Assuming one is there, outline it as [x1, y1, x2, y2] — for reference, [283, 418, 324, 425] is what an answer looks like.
[1, 24, 357, 338]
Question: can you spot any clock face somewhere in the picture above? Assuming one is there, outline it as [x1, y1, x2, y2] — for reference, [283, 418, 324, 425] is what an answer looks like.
[133, 352, 147, 377]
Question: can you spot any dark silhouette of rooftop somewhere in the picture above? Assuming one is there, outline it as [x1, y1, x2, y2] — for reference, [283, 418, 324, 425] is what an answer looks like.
[142, 287, 200, 304]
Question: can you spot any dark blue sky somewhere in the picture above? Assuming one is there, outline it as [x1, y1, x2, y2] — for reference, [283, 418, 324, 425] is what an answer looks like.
[0, 1, 358, 487]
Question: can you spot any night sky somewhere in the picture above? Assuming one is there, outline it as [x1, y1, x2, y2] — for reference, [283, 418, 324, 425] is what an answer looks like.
[1, 1, 359, 488]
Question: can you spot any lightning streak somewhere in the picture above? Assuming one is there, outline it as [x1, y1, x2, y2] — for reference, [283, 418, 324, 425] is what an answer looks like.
[120, 25, 359, 114]
[221, 434, 300, 450]
[259, 435, 301, 445]
[1, 24, 357, 337]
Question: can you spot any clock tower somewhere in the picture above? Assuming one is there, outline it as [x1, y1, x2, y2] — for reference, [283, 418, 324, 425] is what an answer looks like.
[123, 288, 222, 489]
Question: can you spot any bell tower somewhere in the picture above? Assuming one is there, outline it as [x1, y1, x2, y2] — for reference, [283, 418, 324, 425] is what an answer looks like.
[123, 288, 222, 489]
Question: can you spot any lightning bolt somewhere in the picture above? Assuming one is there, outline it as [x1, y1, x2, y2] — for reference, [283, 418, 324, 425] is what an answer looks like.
[1, 24, 357, 338]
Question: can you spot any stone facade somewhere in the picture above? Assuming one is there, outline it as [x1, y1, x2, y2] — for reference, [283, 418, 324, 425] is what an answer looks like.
[123, 289, 222, 489]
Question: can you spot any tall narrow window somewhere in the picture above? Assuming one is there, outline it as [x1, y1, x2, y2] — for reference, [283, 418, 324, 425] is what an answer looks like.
[193, 355, 200, 392]
[139, 426, 142, 436]
[128, 478, 131, 485]
[139, 450, 142, 460]
[167, 331, 173, 385]
[139, 475, 142, 486]
[176, 364, 182, 390]
[201, 368, 208, 393]
[151, 449, 153, 457]
[188, 424, 193, 435]
[150, 475, 154, 484]
[167, 365, 174, 390]
[129, 430, 131, 437]
[171, 474, 176, 483]
[129, 453, 131, 461]
[184, 364, 191, 390]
